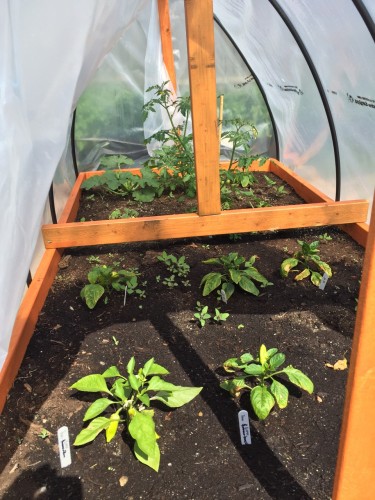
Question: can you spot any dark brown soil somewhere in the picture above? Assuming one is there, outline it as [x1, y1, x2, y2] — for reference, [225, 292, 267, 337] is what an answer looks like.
[76, 172, 304, 221]
[0, 224, 363, 499]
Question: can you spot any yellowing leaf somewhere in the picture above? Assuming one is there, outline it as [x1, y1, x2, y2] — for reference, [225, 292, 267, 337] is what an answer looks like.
[325, 358, 348, 370]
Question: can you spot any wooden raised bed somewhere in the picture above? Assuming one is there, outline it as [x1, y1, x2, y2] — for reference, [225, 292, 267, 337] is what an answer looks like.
[0, 1, 373, 497]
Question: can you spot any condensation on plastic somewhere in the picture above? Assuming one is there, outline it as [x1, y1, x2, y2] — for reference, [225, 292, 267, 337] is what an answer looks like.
[279, 0, 375, 219]
[0, 0, 148, 370]
[169, 0, 275, 159]
[214, 0, 336, 199]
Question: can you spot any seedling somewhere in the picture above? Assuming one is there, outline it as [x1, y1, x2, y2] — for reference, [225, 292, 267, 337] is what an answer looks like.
[70, 358, 202, 471]
[201, 252, 272, 301]
[194, 302, 211, 327]
[280, 240, 332, 287]
[109, 208, 139, 219]
[80, 265, 142, 309]
[38, 429, 50, 439]
[87, 255, 101, 264]
[112, 336, 119, 346]
[263, 174, 276, 187]
[213, 308, 230, 323]
[319, 232, 333, 243]
[221, 345, 314, 420]
[162, 275, 178, 288]
[157, 251, 190, 278]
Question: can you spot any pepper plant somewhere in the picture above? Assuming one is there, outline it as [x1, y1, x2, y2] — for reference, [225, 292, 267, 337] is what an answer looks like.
[220, 345, 314, 420]
[80, 264, 142, 309]
[201, 252, 272, 301]
[280, 240, 332, 287]
[70, 358, 202, 471]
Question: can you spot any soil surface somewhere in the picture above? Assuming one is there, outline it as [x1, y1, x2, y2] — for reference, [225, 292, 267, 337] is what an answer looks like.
[76, 172, 304, 220]
[0, 224, 364, 499]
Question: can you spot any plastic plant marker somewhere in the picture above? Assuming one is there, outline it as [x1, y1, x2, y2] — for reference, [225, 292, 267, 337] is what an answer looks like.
[58, 426, 72, 468]
[319, 272, 329, 290]
[238, 409, 251, 445]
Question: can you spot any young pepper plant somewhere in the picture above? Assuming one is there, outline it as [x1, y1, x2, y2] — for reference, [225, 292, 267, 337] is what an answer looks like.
[280, 240, 332, 287]
[70, 357, 202, 472]
[220, 345, 314, 420]
[201, 252, 272, 301]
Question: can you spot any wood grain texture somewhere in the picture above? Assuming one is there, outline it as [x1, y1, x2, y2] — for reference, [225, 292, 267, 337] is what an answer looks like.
[158, 0, 177, 92]
[43, 200, 369, 249]
[333, 198, 375, 500]
[184, 0, 221, 215]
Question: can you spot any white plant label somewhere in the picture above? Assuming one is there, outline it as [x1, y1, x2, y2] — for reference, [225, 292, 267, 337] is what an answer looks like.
[58, 426, 72, 468]
[123, 285, 128, 307]
[220, 289, 228, 304]
[238, 409, 251, 445]
[319, 272, 329, 290]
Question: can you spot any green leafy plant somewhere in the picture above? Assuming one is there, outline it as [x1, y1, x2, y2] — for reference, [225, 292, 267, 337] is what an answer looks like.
[194, 302, 211, 327]
[157, 251, 191, 288]
[280, 240, 332, 287]
[201, 252, 272, 301]
[86, 255, 101, 264]
[221, 118, 266, 170]
[109, 208, 139, 219]
[70, 358, 202, 471]
[80, 264, 141, 309]
[220, 345, 314, 420]
[319, 232, 333, 243]
[213, 307, 230, 323]
[38, 429, 50, 439]
[99, 154, 135, 170]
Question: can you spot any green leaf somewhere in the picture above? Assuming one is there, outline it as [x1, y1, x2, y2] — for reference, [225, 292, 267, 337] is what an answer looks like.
[142, 358, 155, 377]
[295, 268, 311, 281]
[111, 379, 131, 402]
[202, 258, 222, 265]
[222, 282, 235, 300]
[70, 374, 111, 395]
[245, 267, 270, 286]
[269, 353, 286, 371]
[138, 394, 150, 407]
[128, 373, 141, 391]
[283, 366, 314, 394]
[128, 411, 156, 457]
[243, 364, 264, 376]
[280, 258, 299, 278]
[223, 357, 242, 372]
[201, 272, 222, 296]
[83, 398, 115, 421]
[310, 271, 323, 287]
[238, 275, 259, 296]
[80, 284, 105, 309]
[151, 386, 202, 408]
[270, 379, 289, 409]
[240, 353, 254, 364]
[250, 386, 275, 420]
[147, 376, 178, 392]
[266, 348, 278, 359]
[316, 260, 332, 278]
[127, 357, 136, 375]
[102, 366, 121, 378]
[220, 378, 247, 394]
[73, 416, 111, 446]
[134, 439, 160, 472]
[229, 268, 241, 284]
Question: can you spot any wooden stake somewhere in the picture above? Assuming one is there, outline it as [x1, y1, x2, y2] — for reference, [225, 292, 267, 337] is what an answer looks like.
[333, 195, 375, 499]
[218, 94, 224, 156]
[184, 0, 221, 215]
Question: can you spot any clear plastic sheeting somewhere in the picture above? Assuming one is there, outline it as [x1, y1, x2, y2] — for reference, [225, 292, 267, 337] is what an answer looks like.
[279, 0, 375, 215]
[214, 0, 336, 199]
[169, 0, 275, 159]
[0, 0, 147, 370]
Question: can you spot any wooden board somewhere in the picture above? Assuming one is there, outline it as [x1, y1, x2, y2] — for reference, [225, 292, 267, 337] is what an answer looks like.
[158, 0, 177, 92]
[43, 200, 369, 248]
[184, 0, 221, 215]
[333, 198, 375, 499]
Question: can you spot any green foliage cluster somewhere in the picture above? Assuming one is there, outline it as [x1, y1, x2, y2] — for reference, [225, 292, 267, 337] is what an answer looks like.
[201, 252, 272, 301]
[109, 208, 139, 219]
[80, 264, 143, 309]
[70, 357, 202, 472]
[194, 301, 229, 327]
[157, 251, 191, 288]
[221, 345, 314, 420]
[280, 240, 332, 287]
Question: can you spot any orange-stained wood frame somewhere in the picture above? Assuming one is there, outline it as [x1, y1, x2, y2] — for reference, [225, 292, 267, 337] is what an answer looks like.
[0, 177, 83, 412]
[333, 195, 375, 499]
[158, 0, 177, 92]
[184, 0, 221, 215]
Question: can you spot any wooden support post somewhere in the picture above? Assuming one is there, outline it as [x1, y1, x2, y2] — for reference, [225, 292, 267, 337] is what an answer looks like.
[184, 0, 221, 215]
[333, 196, 375, 499]
[158, 0, 177, 92]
